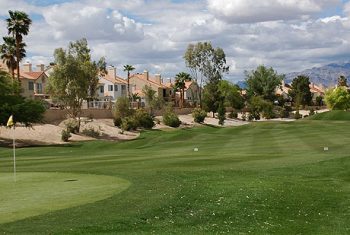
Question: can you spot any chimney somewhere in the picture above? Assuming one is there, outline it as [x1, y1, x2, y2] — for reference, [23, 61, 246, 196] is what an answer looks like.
[23, 62, 32, 72]
[36, 64, 45, 72]
[155, 74, 161, 84]
[143, 70, 149, 80]
[107, 66, 116, 78]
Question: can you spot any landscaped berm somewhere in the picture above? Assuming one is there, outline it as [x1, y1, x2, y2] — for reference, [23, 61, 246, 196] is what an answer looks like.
[0, 111, 349, 234]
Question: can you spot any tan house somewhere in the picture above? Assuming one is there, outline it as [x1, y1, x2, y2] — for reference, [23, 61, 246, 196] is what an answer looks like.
[1, 61, 48, 99]
[129, 70, 172, 102]
[97, 66, 127, 102]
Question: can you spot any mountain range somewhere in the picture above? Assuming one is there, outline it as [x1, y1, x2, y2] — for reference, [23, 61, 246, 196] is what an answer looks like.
[236, 62, 350, 88]
[284, 62, 350, 87]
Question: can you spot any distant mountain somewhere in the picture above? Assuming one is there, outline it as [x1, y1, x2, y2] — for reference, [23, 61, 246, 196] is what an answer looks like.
[235, 80, 247, 89]
[285, 62, 350, 87]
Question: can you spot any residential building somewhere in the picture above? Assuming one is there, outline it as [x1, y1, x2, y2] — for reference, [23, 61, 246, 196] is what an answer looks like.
[129, 70, 172, 104]
[19, 63, 49, 99]
[97, 66, 127, 102]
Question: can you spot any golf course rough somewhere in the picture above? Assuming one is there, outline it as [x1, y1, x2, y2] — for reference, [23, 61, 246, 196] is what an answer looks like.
[0, 172, 130, 224]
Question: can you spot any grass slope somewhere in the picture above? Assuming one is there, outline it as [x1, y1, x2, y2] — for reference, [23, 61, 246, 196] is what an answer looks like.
[307, 110, 350, 120]
[0, 120, 349, 234]
[0, 172, 130, 224]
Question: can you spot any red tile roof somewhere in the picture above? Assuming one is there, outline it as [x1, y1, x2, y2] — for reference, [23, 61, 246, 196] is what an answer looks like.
[130, 73, 167, 88]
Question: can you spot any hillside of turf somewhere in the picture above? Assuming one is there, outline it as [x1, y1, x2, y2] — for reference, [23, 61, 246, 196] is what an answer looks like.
[306, 110, 350, 120]
[0, 120, 349, 234]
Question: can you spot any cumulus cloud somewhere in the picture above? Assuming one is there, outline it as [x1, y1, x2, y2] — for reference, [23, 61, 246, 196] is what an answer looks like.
[1, 0, 350, 81]
[42, 2, 144, 41]
[207, 0, 341, 23]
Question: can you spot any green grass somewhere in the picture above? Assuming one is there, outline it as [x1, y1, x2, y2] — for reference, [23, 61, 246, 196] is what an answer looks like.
[307, 110, 350, 120]
[0, 119, 349, 234]
[0, 172, 129, 224]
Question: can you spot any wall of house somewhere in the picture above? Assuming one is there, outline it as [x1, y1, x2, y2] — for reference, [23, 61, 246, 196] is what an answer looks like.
[20, 79, 35, 98]
[98, 78, 127, 101]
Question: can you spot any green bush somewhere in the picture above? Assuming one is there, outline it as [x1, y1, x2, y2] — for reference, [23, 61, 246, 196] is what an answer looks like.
[218, 103, 226, 125]
[65, 119, 79, 134]
[309, 108, 315, 116]
[163, 108, 181, 127]
[81, 127, 100, 138]
[113, 115, 122, 127]
[134, 109, 155, 129]
[61, 129, 71, 142]
[294, 111, 302, 119]
[192, 108, 207, 123]
[228, 111, 238, 119]
[121, 117, 138, 131]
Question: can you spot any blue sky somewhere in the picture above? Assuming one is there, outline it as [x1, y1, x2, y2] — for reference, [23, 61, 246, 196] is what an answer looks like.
[1, 0, 350, 82]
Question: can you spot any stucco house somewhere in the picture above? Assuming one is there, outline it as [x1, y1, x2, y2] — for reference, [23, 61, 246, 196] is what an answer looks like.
[129, 70, 172, 103]
[96, 66, 127, 102]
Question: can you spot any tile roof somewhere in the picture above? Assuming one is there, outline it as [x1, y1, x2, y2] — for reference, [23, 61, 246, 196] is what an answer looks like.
[130, 73, 168, 88]
[101, 75, 127, 84]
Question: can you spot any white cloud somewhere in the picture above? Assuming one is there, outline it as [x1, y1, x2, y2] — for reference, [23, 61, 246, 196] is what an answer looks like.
[207, 0, 341, 23]
[42, 2, 144, 41]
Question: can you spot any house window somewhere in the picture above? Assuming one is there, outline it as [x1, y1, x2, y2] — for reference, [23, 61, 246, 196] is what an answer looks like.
[28, 81, 34, 91]
[108, 85, 113, 91]
[36, 83, 42, 94]
[100, 86, 104, 93]
[121, 85, 126, 90]
[114, 85, 118, 91]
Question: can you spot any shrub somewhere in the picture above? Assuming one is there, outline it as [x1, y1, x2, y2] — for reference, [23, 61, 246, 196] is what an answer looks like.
[228, 111, 238, 119]
[113, 97, 133, 119]
[241, 113, 247, 121]
[61, 129, 71, 142]
[163, 107, 181, 127]
[192, 108, 207, 123]
[217, 103, 226, 125]
[309, 108, 315, 116]
[65, 119, 79, 134]
[294, 111, 302, 119]
[121, 116, 138, 131]
[134, 109, 155, 129]
[81, 127, 100, 138]
[113, 115, 122, 127]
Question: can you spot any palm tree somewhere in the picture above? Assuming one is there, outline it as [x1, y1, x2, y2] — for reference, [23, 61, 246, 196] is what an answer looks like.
[6, 10, 32, 81]
[0, 37, 26, 81]
[175, 72, 191, 108]
[123, 64, 135, 100]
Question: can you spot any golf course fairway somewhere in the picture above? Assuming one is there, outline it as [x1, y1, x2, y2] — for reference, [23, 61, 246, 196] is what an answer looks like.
[0, 172, 130, 224]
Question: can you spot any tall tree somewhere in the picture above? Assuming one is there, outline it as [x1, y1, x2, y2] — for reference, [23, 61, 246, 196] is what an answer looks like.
[289, 75, 312, 107]
[337, 75, 348, 87]
[203, 72, 223, 117]
[245, 65, 283, 102]
[6, 10, 32, 81]
[218, 80, 244, 110]
[184, 42, 229, 107]
[0, 36, 26, 80]
[47, 38, 102, 129]
[174, 72, 191, 108]
[123, 64, 135, 100]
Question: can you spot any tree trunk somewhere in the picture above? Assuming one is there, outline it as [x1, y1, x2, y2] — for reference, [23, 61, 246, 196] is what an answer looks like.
[127, 71, 130, 100]
[15, 35, 20, 82]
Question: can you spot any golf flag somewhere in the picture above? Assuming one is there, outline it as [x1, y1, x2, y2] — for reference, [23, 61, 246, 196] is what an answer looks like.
[6, 115, 16, 181]
[7, 115, 14, 127]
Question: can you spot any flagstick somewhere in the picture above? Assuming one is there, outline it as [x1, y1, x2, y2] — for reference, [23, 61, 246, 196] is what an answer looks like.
[13, 126, 16, 182]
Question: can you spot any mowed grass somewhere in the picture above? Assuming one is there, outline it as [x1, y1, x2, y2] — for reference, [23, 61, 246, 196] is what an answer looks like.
[0, 172, 130, 224]
[0, 118, 349, 234]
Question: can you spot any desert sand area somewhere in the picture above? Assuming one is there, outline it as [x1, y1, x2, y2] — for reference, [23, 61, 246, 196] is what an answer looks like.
[0, 109, 329, 146]
[0, 119, 139, 146]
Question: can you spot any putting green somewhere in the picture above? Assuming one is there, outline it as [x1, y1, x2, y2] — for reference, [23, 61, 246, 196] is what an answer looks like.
[0, 172, 130, 224]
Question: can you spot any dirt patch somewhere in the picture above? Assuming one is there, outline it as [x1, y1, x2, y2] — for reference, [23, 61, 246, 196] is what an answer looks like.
[0, 119, 139, 147]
